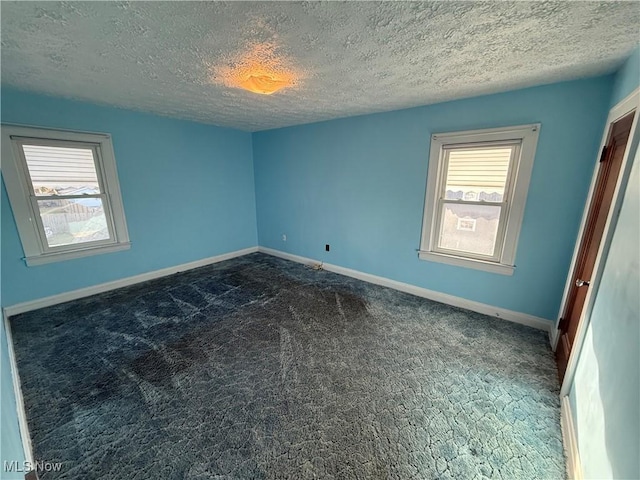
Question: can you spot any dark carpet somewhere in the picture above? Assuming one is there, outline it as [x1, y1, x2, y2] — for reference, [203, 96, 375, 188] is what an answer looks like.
[10, 253, 565, 479]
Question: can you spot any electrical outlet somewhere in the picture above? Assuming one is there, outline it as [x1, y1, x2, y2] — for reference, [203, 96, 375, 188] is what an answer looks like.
[282, 234, 287, 242]
[325, 244, 330, 252]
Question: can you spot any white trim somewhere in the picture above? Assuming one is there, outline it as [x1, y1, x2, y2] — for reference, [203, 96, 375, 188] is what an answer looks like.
[257, 247, 318, 267]
[550, 326, 560, 352]
[560, 395, 583, 480]
[25, 241, 131, 266]
[259, 246, 552, 333]
[3, 311, 34, 467]
[557, 87, 640, 395]
[0, 122, 111, 139]
[3, 246, 258, 317]
[419, 123, 540, 274]
[417, 250, 514, 275]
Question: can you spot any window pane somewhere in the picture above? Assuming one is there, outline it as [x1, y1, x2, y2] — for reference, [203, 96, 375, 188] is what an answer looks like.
[444, 146, 513, 202]
[37, 198, 110, 247]
[438, 203, 501, 257]
[22, 144, 100, 196]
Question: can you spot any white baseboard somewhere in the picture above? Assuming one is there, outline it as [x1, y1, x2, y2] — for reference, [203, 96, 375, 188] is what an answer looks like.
[258, 246, 553, 334]
[3, 246, 258, 318]
[561, 395, 583, 479]
[3, 311, 34, 466]
[259, 247, 319, 267]
[550, 327, 561, 352]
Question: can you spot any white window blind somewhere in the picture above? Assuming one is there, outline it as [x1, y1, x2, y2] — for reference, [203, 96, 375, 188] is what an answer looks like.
[445, 147, 512, 197]
[22, 144, 100, 193]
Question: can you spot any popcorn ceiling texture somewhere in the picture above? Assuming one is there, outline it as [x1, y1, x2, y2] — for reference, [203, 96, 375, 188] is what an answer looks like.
[1, 1, 638, 131]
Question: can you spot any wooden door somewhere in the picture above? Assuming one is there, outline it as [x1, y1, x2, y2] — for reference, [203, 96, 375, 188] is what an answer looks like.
[556, 111, 635, 382]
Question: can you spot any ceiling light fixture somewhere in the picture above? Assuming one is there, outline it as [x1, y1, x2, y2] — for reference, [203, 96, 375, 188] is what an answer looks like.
[239, 74, 292, 95]
[211, 42, 303, 96]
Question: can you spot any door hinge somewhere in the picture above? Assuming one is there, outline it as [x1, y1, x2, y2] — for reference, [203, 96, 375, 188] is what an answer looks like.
[558, 317, 567, 331]
[599, 145, 608, 163]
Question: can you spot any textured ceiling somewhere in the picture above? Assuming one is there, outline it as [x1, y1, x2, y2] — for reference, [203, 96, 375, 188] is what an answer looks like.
[1, 1, 639, 131]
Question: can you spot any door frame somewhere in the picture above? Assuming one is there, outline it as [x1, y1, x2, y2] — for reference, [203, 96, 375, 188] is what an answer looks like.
[552, 87, 640, 397]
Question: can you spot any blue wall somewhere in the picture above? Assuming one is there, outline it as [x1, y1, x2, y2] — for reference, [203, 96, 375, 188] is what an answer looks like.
[253, 76, 614, 321]
[569, 47, 640, 480]
[610, 45, 640, 107]
[1, 89, 258, 306]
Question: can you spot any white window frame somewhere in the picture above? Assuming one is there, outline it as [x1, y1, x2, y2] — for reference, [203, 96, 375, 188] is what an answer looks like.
[1, 124, 130, 266]
[419, 124, 540, 275]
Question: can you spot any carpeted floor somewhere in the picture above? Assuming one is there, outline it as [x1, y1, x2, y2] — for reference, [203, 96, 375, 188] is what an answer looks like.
[10, 253, 565, 479]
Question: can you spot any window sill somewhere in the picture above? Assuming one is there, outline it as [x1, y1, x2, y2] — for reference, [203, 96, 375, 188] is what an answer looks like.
[25, 242, 131, 266]
[418, 250, 515, 276]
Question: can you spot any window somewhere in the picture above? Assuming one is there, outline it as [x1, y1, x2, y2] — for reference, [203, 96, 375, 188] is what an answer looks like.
[419, 124, 540, 275]
[1, 125, 130, 266]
